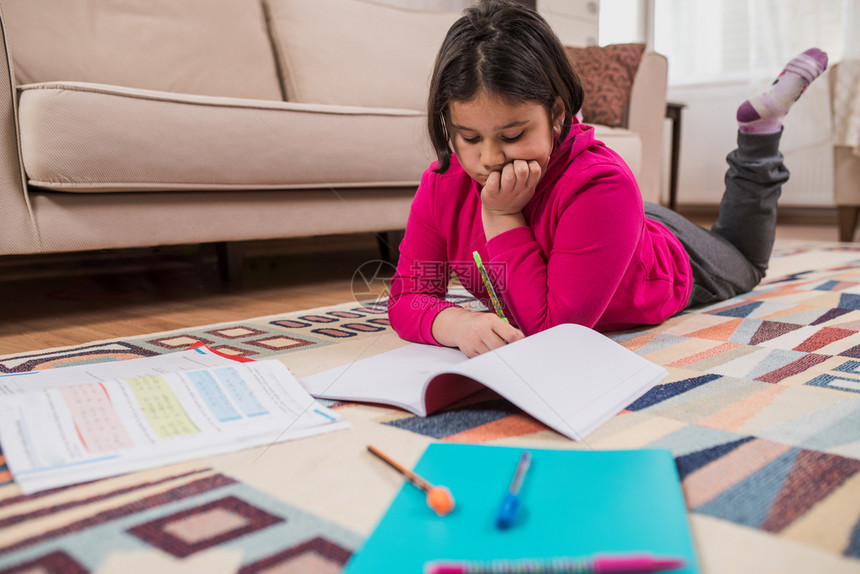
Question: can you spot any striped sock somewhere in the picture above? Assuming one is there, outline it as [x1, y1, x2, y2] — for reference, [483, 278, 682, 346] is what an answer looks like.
[737, 48, 828, 134]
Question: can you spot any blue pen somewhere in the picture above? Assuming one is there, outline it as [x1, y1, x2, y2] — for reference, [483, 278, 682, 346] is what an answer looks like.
[495, 450, 531, 529]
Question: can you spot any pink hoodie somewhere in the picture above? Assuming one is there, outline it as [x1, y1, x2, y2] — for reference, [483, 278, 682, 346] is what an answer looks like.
[388, 123, 692, 344]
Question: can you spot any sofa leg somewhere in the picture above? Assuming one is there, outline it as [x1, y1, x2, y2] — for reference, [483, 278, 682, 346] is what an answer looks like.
[376, 231, 403, 264]
[215, 241, 244, 284]
[838, 207, 860, 242]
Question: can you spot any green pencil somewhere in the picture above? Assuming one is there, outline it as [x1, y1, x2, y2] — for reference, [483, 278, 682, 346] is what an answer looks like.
[472, 251, 508, 323]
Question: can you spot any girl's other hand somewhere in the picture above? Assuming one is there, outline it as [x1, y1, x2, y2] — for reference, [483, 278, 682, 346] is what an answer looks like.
[481, 159, 541, 216]
[432, 307, 524, 358]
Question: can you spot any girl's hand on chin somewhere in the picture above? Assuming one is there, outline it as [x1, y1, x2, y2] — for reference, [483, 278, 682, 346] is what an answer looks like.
[481, 159, 542, 216]
[454, 312, 524, 358]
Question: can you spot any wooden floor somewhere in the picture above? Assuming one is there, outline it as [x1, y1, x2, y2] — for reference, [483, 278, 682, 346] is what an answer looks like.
[0, 209, 850, 356]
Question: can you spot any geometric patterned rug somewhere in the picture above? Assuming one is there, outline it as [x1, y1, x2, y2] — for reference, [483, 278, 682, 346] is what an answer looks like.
[2, 241, 860, 573]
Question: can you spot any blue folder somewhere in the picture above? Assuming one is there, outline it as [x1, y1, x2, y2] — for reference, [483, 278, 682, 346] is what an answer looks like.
[345, 444, 699, 573]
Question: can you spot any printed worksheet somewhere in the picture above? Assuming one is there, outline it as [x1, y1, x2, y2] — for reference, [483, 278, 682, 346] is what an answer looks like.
[0, 346, 241, 394]
[0, 353, 350, 494]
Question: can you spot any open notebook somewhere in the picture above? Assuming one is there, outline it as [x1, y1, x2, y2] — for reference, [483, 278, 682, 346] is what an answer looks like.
[300, 323, 667, 441]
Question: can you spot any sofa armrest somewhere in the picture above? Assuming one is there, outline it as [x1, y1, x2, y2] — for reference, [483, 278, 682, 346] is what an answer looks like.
[830, 62, 860, 208]
[834, 146, 860, 205]
[627, 51, 668, 205]
[0, 2, 39, 255]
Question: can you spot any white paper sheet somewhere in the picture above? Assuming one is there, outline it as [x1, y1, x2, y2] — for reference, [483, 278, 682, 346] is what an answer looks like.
[0, 347, 241, 394]
[0, 351, 349, 494]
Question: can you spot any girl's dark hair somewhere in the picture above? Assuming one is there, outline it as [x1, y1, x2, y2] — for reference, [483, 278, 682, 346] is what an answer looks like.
[427, 0, 584, 173]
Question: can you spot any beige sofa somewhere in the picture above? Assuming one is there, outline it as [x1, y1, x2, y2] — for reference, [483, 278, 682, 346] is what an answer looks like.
[0, 0, 668, 271]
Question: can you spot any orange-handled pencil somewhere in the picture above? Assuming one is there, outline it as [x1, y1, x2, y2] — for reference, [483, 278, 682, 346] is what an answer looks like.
[367, 445, 455, 516]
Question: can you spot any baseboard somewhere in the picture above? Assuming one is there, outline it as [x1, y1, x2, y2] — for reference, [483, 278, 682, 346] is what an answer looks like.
[0, 233, 384, 282]
[676, 204, 838, 225]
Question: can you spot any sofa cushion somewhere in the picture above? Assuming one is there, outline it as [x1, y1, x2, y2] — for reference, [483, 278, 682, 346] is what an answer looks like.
[3, 0, 283, 101]
[265, 0, 461, 109]
[566, 43, 646, 127]
[17, 82, 435, 192]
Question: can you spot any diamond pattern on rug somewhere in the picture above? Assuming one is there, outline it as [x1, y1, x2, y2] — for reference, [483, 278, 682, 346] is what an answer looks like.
[0, 550, 88, 574]
[248, 335, 314, 350]
[149, 334, 216, 349]
[0, 473, 362, 571]
[128, 495, 284, 558]
[202, 344, 256, 359]
[300, 314, 339, 323]
[340, 322, 387, 333]
[271, 319, 313, 328]
[328, 311, 364, 319]
[0, 472, 236, 560]
[0, 302, 396, 373]
[206, 326, 268, 339]
[311, 328, 358, 338]
[238, 536, 352, 574]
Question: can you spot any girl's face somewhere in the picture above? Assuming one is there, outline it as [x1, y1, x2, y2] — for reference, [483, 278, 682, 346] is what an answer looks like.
[448, 90, 564, 187]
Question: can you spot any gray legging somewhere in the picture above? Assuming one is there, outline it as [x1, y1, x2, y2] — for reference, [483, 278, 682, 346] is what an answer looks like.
[644, 130, 789, 308]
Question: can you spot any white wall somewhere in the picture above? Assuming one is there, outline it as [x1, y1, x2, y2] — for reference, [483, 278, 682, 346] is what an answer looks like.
[669, 75, 834, 207]
[539, 0, 600, 46]
[372, 0, 472, 9]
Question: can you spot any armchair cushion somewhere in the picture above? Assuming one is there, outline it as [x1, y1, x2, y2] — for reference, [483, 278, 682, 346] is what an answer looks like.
[566, 43, 646, 128]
